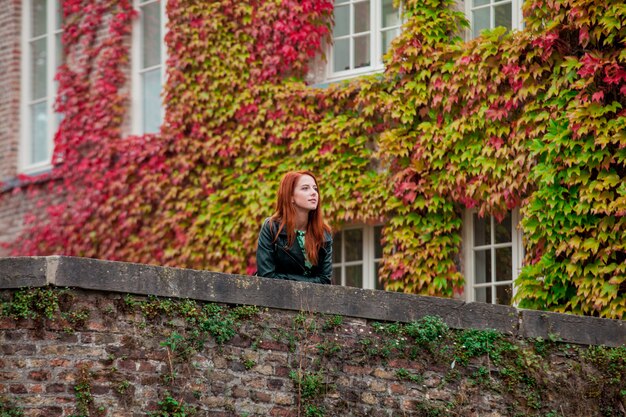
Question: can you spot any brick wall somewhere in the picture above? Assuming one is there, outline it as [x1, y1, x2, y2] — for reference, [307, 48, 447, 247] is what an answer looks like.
[0, 189, 29, 256]
[0, 0, 21, 180]
[0, 257, 625, 417]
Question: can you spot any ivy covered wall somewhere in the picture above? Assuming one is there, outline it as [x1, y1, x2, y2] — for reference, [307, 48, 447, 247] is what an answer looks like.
[2, 0, 625, 318]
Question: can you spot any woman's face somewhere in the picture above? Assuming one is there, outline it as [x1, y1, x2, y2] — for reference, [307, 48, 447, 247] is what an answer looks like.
[292, 174, 319, 212]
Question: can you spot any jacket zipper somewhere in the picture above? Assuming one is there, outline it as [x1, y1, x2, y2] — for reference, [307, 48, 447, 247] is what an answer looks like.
[278, 245, 307, 274]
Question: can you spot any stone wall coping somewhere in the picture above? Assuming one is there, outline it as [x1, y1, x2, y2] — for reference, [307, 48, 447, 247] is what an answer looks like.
[0, 255, 624, 347]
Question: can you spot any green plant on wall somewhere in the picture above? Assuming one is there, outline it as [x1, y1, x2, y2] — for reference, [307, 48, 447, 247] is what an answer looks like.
[3, 0, 625, 318]
[0, 397, 24, 417]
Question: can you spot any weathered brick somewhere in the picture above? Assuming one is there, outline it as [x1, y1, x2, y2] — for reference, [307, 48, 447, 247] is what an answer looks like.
[137, 360, 156, 373]
[390, 383, 407, 395]
[258, 340, 289, 352]
[91, 384, 111, 395]
[9, 384, 27, 394]
[274, 393, 293, 406]
[212, 356, 228, 369]
[118, 359, 137, 371]
[274, 366, 290, 378]
[28, 370, 51, 381]
[267, 378, 284, 390]
[343, 364, 372, 375]
[49, 359, 71, 367]
[372, 367, 395, 379]
[228, 360, 246, 372]
[209, 370, 235, 383]
[210, 381, 226, 395]
[33, 407, 64, 417]
[0, 371, 19, 381]
[361, 391, 377, 405]
[252, 390, 272, 402]
[388, 358, 421, 370]
[29, 384, 44, 394]
[270, 407, 297, 417]
[263, 352, 288, 363]
[2, 344, 36, 355]
[4, 330, 23, 341]
[230, 334, 251, 348]
[231, 386, 248, 398]
[46, 384, 68, 394]
[370, 379, 387, 392]
[256, 364, 273, 376]
[204, 396, 228, 408]
[138, 375, 161, 385]
[244, 377, 266, 389]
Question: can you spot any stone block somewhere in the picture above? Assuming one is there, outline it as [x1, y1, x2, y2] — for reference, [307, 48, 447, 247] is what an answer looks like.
[0, 257, 47, 288]
[519, 309, 626, 347]
[457, 302, 519, 334]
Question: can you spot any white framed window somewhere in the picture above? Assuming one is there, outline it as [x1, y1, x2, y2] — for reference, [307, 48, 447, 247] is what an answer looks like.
[328, 0, 401, 81]
[463, 209, 523, 305]
[466, 0, 524, 39]
[332, 224, 384, 290]
[132, 0, 166, 134]
[20, 0, 63, 173]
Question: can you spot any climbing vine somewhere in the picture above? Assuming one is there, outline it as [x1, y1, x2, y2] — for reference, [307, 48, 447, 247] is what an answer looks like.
[2, 0, 625, 318]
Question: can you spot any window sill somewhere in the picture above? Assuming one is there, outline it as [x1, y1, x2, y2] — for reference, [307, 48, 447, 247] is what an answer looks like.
[310, 67, 386, 89]
[1, 166, 58, 194]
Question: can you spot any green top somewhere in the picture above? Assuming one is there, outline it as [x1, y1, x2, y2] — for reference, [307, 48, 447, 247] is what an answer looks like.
[296, 230, 313, 270]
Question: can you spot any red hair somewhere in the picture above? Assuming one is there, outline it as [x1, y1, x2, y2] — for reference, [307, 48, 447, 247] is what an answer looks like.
[271, 171, 331, 265]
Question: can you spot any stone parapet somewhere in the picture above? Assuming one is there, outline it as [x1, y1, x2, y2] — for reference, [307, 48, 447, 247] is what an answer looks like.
[1, 256, 624, 347]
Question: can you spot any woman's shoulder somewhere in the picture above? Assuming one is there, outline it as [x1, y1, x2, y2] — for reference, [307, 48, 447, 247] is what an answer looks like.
[262, 217, 285, 236]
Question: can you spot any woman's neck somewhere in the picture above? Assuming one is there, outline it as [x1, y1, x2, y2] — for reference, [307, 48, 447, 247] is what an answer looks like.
[294, 210, 309, 231]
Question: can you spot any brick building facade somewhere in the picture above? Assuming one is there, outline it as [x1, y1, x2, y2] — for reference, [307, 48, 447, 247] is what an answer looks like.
[0, 2, 24, 254]
[1, 0, 623, 318]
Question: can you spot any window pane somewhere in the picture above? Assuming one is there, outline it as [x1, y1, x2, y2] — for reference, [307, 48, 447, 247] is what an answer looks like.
[473, 214, 490, 246]
[381, 0, 399, 28]
[31, 101, 49, 164]
[475, 286, 492, 303]
[374, 226, 383, 258]
[31, 38, 47, 100]
[32, 0, 47, 37]
[473, 0, 490, 6]
[333, 38, 350, 72]
[55, 33, 65, 67]
[333, 5, 350, 37]
[333, 232, 343, 263]
[354, 1, 370, 34]
[381, 28, 398, 56]
[496, 284, 512, 305]
[332, 267, 342, 285]
[142, 68, 162, 133]
[474, 249, 491, 284]
[344, 229, 363, 261]
[374, 261, 384, 290]
[495, 247, 512, 282]
[354, 35, 370, 68]
[345, 265, 363, 288]
[141, 1, 162, 69]
[55, 0, 63, 30]
[335, 0, 349, 3]
[494, 3, 512, 30]
[495, 212, 512, 243]
[472, 7, 491, 37]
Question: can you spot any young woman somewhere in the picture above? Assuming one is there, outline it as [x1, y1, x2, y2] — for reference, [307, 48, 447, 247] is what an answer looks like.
[256, 171, 333, 284]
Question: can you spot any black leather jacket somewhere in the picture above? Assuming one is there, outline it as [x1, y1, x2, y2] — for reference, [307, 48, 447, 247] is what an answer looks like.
[256, 217, 332, 284]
